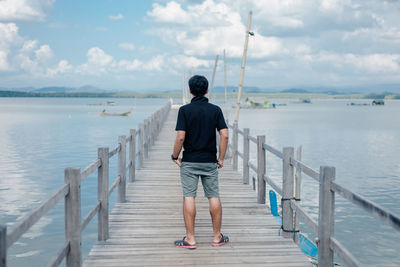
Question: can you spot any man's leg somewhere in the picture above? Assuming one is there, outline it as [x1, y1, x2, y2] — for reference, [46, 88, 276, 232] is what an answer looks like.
[208, 197, 222, 242]
[183, 197, 196, 244]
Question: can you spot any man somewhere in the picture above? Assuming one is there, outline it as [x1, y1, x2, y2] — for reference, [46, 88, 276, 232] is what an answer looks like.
[171, 75, 229, 249]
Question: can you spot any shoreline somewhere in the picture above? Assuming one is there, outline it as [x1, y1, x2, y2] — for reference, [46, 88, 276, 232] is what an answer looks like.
[0, 90, 399, 99]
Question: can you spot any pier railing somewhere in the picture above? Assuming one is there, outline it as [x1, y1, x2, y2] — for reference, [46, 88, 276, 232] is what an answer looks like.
[228, 122, 400, 267]
[0, 101, 171, 267]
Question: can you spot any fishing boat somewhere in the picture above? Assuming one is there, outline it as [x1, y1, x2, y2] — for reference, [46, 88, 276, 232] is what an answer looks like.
[233, 97, 282, 109]
[372, 99, 384, 105]
[100, 110, 131, 117]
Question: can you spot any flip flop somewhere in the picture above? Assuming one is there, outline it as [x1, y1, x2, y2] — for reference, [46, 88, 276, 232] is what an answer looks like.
[212, 233, 229, 247]
[174, 236, 197, 249]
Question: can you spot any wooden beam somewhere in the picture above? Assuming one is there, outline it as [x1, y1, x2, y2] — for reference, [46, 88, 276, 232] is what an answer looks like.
[257, 135, 266, 204]
[232, 122, 238, 170]
[243, 128, 250, 184]
[282, 147, 294, 239]
[64, 168, 82, 267]
[318, 166, 336, 267]
[118, 136, 127, 203]
[98, 147, 109, 241]
[0, 225, 6, 267]
[129, 129, 136, 183]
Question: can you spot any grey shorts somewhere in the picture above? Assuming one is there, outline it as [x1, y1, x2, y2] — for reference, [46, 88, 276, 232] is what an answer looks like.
[180, 162, 219, 198]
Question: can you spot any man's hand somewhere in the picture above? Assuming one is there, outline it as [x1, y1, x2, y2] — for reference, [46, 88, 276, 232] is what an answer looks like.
[175, 158, 182, 167]
[217, 159, 224, 169]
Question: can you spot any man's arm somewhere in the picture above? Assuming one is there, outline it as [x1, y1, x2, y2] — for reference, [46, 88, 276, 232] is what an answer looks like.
[217, 128, 229, 168]
[172, 130, 186, 166]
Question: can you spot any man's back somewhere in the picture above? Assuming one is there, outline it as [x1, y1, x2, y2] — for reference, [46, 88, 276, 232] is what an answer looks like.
[176, 95, 227, 163]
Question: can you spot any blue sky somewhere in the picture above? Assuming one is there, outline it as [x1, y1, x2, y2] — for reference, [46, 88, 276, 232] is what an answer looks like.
[1, 0, 400, 91]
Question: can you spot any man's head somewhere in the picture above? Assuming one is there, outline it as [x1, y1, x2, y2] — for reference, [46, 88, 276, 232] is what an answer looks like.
[189, 75, 208, 96]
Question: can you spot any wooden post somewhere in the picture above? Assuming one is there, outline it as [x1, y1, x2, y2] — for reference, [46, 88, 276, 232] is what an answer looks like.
[232, 122, 238, 170]
[282, 147, 294, 238]
[129, 129, 136, 183]
[318, 166, 336, 267]
[64, 167, 82, 267]
[294, 146, 302, 243]
[138, 123, 144, 168]
[243, 128, 250, 184]
[149, 116, 154, 147]
[118, 136, 126, 203]
[144, 119, 149, 159]
[257, 135, 266, 204]
[0, 225, 6, 267]
[98, 147, 109, 241]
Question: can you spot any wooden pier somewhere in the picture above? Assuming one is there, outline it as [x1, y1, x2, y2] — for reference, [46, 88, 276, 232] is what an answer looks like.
[83, 108, 311, 267]
[2, 101, 400, 267]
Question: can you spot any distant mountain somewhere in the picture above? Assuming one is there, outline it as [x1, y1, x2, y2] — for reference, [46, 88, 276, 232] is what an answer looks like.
[0, 87, 35, 92]
[33, 86, 75, 93]
[31, 85, 106, 93]
[77, 85, 105, 92]
[280, 88, 310, 93]
[212, 86, 276, 94]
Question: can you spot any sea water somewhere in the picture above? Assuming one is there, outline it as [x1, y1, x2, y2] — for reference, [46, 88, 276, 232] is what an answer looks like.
[0, 97, 168, 266]
[223, 98, 400, 267]
[1, 97, 400, 266]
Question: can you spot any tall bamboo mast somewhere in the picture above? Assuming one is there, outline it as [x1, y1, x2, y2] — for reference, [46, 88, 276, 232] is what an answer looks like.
[209, 55, 219, 100]
[234, 11, 252, 123]
[182, 72, 186, 104]
[223, 49, 228, 121]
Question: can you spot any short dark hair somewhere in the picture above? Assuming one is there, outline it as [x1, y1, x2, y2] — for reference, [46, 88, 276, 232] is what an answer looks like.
[189, 75, 208, 96]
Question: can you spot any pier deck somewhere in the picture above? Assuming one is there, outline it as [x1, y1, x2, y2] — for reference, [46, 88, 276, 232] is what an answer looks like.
[83, 109, 312, 266]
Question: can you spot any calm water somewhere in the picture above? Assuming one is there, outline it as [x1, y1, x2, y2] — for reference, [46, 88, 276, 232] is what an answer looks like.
[1, 97, 400, 266]
[0, 97, 168, 266]
[224, 99, 400, 267]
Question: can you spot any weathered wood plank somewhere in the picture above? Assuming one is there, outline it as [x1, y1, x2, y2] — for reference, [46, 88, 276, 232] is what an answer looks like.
[83, 109, 311, 267]
[7, 183, 69, 248]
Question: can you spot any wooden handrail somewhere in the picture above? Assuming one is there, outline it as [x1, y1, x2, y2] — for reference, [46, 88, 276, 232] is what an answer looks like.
[80, 159, 101, 182]
[6, 183, 69, 248]
[229, 122, 400, 267]
[0, 101, 171, 267]
[332, 181, 400, 231]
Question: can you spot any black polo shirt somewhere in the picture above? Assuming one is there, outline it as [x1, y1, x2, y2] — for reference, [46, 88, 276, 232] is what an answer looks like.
[175, 96, 227, 163]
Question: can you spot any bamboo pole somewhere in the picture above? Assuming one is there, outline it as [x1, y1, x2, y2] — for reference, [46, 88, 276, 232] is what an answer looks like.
[182, 72, 186, 104]
[234, 11, 252, 123]
[223, 49, 228, 120]
[209, 55, 219, 100]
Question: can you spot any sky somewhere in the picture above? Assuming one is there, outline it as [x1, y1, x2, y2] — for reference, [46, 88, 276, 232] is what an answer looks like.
[0, 0, 400, 91]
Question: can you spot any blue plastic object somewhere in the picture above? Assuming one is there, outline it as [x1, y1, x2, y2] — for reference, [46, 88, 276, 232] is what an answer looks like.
[298, 233, 318, 258]
[268, 189, 321, 263]
[268, 190, 282, 224]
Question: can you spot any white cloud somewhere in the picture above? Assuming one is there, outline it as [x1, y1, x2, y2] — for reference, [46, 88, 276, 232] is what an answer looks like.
[109, 13, 124, 21]
[0, 23, 21, 70]
[20, 40, 39, 52]
[0, 51, 9, 71]
[118, 42, 135, 51]
[144, 55, 164, 71]
[46, 60, 73, 77]
[35, 44, 53, 62]
[0, 0, 55, 22]
[148, 1, 189, 24]
[168, 55, 210, 69]
[87, 47, 113, 66]
[148, 0, 284, 59]
[117, 59, 142, 71]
